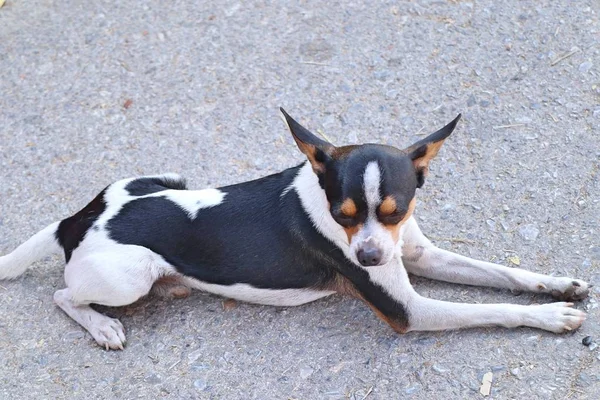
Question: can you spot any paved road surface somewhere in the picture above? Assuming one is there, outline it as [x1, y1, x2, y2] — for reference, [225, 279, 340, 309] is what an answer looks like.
[1, 0, 598, 398]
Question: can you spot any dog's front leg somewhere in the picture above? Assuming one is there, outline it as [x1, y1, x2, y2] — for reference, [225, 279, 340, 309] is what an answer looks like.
[400, 217, 590, 301]
[346, 258, 586, 333]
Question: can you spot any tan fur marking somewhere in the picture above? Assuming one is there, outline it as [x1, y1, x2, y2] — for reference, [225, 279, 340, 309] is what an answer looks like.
[331, 145, 358, 159]
[340, 198, 357, 217]
[384, 198, 416, 243]
[332, 276, 409, 333]
[293, 141, 325, 173]
[343, 223, 363, 243]
[413, 141, 445, 172]
[379, 196, 397, 216]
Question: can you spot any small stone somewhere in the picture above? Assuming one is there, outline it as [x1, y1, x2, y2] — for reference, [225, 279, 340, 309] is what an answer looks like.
[193, 379, 208, 390]
[144, 373, 162, 385]
[386, 90, 399, 99]
[577, 373, 591, 387]
[479, 100, 491, 108]
[413, 336, 436, 346]
[432, 364, 449, 374]
[518, 224, 539, 241]
[299, 366, 314, 379]
[63, 331, 85, 341]
[582, 336, 593, 346]
[467, 95, 477, 107]
[187, 349, 203, 363]
[486, 219, 496, 231]
[579, 61, 593, 73]
[589, 343, 598, 351]
[582, 259, 592, 269]
[397, 353, 411, 364]
[510, 367, 521, 377]
[404, 384, 421, 395]
[491, 365, 506, 373]
[530, 102, 542, 110]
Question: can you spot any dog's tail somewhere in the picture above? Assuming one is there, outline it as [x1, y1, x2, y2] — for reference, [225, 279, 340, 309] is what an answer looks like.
[0, 221, 62, 280]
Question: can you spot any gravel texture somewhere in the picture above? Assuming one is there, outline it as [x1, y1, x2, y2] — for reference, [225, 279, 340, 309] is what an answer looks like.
[1, 0, 599, 399]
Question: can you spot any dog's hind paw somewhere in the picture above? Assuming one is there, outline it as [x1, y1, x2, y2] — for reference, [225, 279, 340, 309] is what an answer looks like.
[89, 317, 127, 350]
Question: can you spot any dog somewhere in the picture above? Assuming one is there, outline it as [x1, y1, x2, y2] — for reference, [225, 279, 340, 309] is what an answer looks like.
[0, 109, 590, 350]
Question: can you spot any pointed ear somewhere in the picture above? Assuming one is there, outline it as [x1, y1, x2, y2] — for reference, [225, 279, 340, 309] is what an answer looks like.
[404, 114, 461, 188]
[280, 107, 334, 174]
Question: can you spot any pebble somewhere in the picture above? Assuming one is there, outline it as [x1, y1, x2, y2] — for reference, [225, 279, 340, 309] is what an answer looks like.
[582, 336, 593, 346]
[432, 364, 449, 374]
[144, 373, 162, 385]
[187, 349, 203, 363]
[404, 384, 421, 395]
[579, 61, 593, 73]
[413, 336, 436, 346]
[589, 343, 598, 351]
[194, 379, 208, 390]
[577, 373, 591, 388]
[63, 331, 85, 341]
[299, 366, 314, 379]
[518, 224, 539, 241]
[467, 95, 477, 107]
[491, 365, 506, 373]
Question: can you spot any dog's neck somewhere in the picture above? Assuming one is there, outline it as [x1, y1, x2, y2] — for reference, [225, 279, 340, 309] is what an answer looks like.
[289, 163, 350, 251]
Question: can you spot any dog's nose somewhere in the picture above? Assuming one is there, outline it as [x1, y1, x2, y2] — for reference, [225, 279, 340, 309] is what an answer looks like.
[357, 247, 382, 266]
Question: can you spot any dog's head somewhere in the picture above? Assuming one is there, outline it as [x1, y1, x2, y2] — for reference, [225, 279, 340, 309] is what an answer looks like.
[281, 108, 460, 267]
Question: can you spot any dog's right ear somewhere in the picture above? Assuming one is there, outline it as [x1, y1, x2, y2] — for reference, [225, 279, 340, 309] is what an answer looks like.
[280, 108, 334, 174]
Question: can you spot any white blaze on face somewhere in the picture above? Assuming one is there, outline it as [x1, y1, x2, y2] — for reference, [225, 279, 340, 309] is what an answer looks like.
[348, 161, 396, 266]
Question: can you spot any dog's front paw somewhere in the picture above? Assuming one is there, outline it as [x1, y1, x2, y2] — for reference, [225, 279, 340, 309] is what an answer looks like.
[530, 302, 587, 333]
[546, 278, 591, 301]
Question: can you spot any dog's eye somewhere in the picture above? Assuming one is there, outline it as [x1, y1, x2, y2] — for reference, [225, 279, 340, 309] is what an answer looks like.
[332, 213, 359, 227]
[378, 210, 405, 226]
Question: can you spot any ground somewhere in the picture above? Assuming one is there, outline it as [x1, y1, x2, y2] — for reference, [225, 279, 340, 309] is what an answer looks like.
[0, 0, 599, 399]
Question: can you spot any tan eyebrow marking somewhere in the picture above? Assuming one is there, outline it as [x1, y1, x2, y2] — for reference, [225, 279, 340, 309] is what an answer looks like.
[384, 198, 416, 243]
[340, 198, 357, 217]
[379, 196, 397, 216]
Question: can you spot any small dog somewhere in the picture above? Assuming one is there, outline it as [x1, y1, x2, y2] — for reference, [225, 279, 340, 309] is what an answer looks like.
[0, 109, 590, 350]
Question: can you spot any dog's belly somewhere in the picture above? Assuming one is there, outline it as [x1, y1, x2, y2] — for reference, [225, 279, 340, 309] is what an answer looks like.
[181, 277, 336, 306]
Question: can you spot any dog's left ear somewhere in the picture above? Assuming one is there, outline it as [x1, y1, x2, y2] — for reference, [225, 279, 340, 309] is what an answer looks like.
[404, 114, 461, 188]
[280, 107, 334, 174]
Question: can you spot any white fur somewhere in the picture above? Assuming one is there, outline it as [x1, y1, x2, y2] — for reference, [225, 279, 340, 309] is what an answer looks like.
[96, 174, 226, 229]
[0, 221, 61, 279]
[401, 216, 590, 302]
[291, 163, 355, 260]
[350, 161, 397, 265]
[363, 161, 381, 209]
[182, 278, 335, 306]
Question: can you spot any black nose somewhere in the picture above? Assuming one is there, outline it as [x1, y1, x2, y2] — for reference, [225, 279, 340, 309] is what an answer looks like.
[357, 247, 382, 266]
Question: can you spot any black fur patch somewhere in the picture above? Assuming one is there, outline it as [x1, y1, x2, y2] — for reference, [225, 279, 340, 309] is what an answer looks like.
[105, 164, 410, 329]
[56, 189, 107, 262]
[125, 176, 187, 196]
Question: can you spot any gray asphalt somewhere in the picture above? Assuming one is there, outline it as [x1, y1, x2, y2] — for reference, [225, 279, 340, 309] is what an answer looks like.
[1, 0, 599, 399]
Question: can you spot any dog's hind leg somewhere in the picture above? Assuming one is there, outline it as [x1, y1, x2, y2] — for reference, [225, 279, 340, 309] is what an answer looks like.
[400, 217, 590, 301]
[54, 245, 171, 350]
[151, 275, 191, 299]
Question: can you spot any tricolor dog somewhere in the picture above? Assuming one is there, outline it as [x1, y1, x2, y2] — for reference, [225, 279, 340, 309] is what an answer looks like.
[0, 109, 590, 350]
